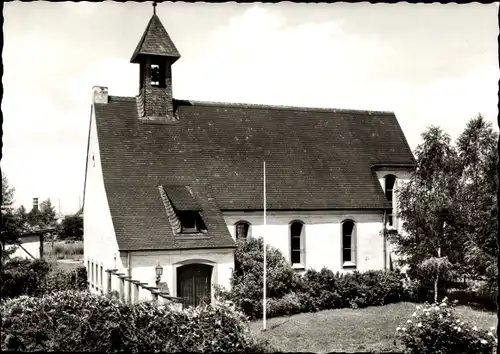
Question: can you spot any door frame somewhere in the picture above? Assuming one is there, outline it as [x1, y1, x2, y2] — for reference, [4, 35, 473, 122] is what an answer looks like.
[172, 259, 217, 305]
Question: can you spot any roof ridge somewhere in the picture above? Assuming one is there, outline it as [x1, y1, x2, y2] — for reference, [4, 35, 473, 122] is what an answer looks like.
[177, 99, 395, 115]
[108, 96, 136, 102]
[107, 95, 394, 115]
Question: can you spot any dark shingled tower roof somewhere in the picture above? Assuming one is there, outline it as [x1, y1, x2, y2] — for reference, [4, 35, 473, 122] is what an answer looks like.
[130, 13, 180, 64]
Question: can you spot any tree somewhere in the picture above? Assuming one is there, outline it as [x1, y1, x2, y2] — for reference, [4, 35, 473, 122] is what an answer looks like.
[387, 126, 459, 302]
[27, 198, 56, 229]
[58, 214, 83, 240]
[14, 206, 28, 228]
[454, 115, 498, 283]
[39, 198, 57, 227]
[388, 114, 499, 302]
[1, 173, 26, 263]
[1, 172, 15, 214]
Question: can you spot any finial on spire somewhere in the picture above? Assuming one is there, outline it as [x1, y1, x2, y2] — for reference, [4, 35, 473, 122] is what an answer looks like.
[153, 2, 157, 15]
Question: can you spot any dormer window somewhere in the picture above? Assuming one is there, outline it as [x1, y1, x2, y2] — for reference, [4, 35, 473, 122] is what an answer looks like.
[178, 210, 207, 234]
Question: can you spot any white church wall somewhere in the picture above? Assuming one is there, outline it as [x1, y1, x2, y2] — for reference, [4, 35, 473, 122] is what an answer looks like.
[83, 103, 123, 295]
[223, 210, 386, 273]
[122, 248, 235, 302]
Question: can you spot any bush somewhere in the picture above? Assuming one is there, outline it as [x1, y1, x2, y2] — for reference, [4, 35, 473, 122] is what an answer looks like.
[296, 268, 409, 312]
[0, 258, 51, 299]
[216, 237, 297, 319]
[267, 292, 302, 318]
[396, 297, 497, 354]
[1, 290, 272, 352]
[445, 282, 497, 311]
[217, 238, 411, 319]
[0, 258, 87, 301]
[45, 266, 87, 293]
[295, 267, 343, 312]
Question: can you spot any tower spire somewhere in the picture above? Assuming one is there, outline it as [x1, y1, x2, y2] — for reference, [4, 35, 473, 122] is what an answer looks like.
[131, 9, 180, 122]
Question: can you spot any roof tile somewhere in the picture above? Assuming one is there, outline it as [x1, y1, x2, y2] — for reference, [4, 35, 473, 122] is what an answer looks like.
[94, 97, 415, 251]
[130, 14, 180, 63]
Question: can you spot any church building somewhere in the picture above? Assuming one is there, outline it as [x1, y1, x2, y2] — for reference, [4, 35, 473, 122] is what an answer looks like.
[83, 8, 414, 307]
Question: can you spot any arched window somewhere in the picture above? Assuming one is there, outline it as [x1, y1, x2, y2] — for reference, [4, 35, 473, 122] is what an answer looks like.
[385, 175, 396, 226]
[342, 220, 356, 268]
[235, 221, 250, 240]
[290, 221, 305, 267]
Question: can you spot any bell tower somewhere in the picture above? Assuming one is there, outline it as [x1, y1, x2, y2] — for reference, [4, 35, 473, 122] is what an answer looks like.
[131, 3, 181, 122]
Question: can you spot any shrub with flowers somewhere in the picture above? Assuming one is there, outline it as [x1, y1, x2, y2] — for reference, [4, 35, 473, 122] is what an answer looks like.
[396, 297, 497, 354]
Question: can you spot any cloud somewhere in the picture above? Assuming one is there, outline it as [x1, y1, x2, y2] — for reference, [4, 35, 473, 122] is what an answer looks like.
[176, 4, 497, 145]
[174, 4, 394, 109]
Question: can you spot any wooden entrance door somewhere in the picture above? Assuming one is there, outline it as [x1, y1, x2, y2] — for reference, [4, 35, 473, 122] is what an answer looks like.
[177, 264, 213, 308]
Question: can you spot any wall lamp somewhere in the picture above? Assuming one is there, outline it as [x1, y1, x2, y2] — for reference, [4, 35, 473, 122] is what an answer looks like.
[155, 263, 163, 284]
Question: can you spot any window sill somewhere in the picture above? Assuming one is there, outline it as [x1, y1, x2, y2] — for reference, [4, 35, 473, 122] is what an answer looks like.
[292, 263, 305, 270]
[342, 261, 357, 269]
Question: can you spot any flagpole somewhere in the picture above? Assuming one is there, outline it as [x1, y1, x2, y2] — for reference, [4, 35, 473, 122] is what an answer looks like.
[263, 160, 267, 331]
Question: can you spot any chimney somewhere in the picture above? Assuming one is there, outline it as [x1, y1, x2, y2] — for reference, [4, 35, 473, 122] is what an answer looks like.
[92, 86, 108, 104]
[33, 197, 39, 211]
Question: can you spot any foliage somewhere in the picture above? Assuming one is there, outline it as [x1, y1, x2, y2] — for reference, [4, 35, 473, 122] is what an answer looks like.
[296, 268, 409, 312]
[445, 280, 497, 311]
[57, 214, 83, 240]
[1, 172, 15, 214]
[454, 115, 498, 281]
[388, 115, 498, 300]
[39, 199, 57, 227]
[0, 258, 87, 300]
[396, 297, 497, 354]
[266, 292, 303, 318]
[45, 241, 84, 260]
[45, 266, 88, 293]
[0, 258, 51, 299]
[1, 173, 25, 263]
[216, 238, 411, 319]
[1, 290, 273, 353]
[215, 237, 298, 319]
[27, 198, 57, 229]
[387, 126, 457, 302]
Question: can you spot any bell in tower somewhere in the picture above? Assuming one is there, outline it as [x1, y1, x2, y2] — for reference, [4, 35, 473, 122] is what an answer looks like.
[131, 2, 181, 123]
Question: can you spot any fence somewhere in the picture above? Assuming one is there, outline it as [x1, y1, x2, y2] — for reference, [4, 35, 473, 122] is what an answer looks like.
[104, 268, 182, 309]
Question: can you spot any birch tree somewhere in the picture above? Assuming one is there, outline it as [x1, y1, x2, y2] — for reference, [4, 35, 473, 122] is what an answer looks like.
[387, 126, 458, 302]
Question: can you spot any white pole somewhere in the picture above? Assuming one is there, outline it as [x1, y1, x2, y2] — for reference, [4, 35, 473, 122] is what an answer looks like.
[263, 161, 267, 331]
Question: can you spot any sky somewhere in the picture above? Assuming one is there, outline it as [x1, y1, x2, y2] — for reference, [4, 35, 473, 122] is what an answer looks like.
[2, 2, 498, 215]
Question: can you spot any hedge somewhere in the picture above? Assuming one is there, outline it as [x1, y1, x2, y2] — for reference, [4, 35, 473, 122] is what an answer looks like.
[216, 237, 413, 319]
[0, 258, 51, 299]
[0, 258, 87, 300]
[1, 290, 272, 353]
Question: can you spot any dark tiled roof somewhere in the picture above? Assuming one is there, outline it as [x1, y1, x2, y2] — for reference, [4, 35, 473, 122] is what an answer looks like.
[94, 97, 415, 250]
[163, 185, 202, 211]
[104, 183, 234, 251]
[130, 14, 180, 63]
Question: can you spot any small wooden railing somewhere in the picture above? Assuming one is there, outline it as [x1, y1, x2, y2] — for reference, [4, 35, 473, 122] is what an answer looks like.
[104, 268, 182, 306]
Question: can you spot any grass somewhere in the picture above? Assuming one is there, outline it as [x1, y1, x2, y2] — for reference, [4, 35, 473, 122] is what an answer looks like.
[249, 302, 497, 353]
[44, 241, 83, 260]
[43, 241, 84, 270]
